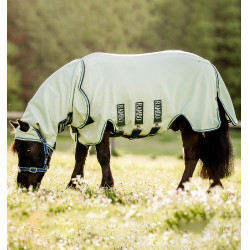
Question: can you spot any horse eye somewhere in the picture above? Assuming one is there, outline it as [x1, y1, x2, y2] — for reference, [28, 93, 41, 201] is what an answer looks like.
[26, 149, 31, 153]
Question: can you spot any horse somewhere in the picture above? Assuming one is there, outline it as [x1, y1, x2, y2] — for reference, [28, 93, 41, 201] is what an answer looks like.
[10, 50, 237, 190]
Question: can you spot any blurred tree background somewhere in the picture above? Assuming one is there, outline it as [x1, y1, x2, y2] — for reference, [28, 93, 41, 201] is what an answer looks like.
[7, 0, 241, 118]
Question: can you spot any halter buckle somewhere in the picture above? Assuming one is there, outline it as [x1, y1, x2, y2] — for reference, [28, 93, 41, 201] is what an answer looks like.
[29, 168, 37, 173]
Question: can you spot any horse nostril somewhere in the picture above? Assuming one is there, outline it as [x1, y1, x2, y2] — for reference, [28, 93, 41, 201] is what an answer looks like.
[17, 173, 42, 190]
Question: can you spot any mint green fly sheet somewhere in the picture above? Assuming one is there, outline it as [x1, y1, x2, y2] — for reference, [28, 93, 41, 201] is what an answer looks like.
[15, 50, 237, 148]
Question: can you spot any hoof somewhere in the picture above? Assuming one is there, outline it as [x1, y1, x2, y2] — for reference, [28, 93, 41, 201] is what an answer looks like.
[66, 182, 77, 189]
[207, 184, 224, 193]
[176, 185, 184, 191]
[208, 180, 223, 192]
[100, 176, 114, 188]
[66, 181, 82, 190]
[67, 176, 85, 190]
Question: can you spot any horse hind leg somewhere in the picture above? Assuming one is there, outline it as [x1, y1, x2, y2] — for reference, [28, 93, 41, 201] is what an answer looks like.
[199, 101, 234, 191]
[200, 146, 223, 191]
[176, 117, 200, 190]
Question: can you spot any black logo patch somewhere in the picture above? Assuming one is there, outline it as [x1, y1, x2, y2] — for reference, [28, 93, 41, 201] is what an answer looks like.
[135, 102, 143, 125]
[154, 100, 162, 123]
[117, 104, 125, 126]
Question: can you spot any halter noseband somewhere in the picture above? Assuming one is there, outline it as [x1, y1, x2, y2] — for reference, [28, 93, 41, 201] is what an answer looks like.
[18, 128, 53, 173]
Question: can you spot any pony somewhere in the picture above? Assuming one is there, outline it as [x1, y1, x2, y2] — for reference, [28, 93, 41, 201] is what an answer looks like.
[10, 50, 237, 190]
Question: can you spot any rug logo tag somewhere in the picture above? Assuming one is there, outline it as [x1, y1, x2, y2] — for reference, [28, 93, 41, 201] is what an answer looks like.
[154, 100, 162, 123]
[135, 102, 143, 125]
[117, 104, 125, 126]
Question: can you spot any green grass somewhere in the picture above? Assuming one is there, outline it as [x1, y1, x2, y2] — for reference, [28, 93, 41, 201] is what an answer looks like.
[7, 152, 241, 249]
[7, 128, 241, 249]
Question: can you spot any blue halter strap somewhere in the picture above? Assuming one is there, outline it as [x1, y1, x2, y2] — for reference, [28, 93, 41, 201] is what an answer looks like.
[18, 128, 53, 173]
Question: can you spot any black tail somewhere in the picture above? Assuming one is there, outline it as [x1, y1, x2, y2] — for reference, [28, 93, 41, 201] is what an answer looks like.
[199, 101, 234, 179]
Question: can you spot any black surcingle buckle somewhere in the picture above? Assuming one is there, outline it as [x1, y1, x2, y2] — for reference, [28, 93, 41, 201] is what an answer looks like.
[111, 127, 124, 137]
[148, 124, 160, 136]
[129, 125, 142, 139]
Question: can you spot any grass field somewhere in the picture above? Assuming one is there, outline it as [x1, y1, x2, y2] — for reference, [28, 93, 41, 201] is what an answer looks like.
[7, 130, 241, 249]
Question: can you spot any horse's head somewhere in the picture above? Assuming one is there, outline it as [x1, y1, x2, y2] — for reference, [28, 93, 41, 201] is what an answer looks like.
[10, 120, 52, 189]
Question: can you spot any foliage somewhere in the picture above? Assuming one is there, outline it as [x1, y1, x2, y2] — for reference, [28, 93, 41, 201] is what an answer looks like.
[7, 0, 240, 117]
[212, 0, 241, 118]
[8, 151, 241, 249]
[7, 0, 149, 94]
[140, 0, 241, 117]
[7, 41, 24, 111]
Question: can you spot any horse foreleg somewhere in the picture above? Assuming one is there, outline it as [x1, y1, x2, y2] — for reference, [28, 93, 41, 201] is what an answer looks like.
[177, 118, 200, 190]
[67, 142, 89, 188]
[96, 128, 114, 188]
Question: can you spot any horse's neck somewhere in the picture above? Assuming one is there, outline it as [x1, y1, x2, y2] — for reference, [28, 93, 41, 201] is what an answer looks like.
[22, 72, 76, 148]
[22, 59, 83, 148]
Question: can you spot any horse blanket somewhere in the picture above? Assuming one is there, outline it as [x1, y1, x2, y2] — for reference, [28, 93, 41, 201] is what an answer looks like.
[15, 50, 238, 149]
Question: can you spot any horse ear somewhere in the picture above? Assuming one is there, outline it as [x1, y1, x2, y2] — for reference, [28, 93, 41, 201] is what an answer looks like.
[9, 120, 19, 129]
[17, 119, 30, 132]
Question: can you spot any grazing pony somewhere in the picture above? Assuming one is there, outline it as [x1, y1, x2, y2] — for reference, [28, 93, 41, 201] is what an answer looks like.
[10, 50, 237, 190]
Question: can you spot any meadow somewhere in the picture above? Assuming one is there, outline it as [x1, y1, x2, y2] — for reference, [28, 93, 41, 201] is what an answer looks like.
[7, 130, 241, 249]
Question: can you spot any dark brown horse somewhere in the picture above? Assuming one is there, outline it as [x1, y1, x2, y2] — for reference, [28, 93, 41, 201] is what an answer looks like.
[10, 100, 234, 191]
[10, 51, 237, 191]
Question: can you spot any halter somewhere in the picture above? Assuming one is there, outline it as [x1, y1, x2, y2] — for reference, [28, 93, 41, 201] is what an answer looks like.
[18, 128, 53, 173]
